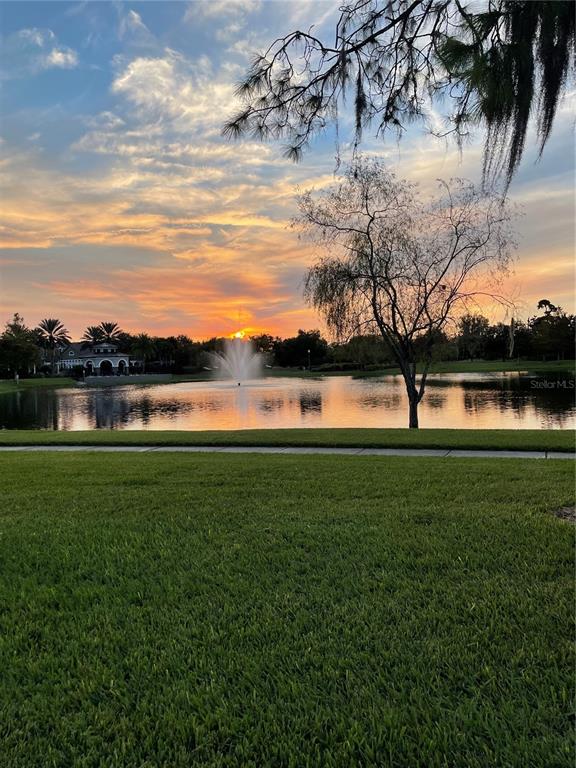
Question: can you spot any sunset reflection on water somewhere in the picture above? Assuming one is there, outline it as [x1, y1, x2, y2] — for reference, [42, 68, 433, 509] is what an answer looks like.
[1, 372, 574, 431]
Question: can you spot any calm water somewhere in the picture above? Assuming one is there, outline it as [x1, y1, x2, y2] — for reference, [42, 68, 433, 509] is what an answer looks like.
[1, 373, 574, 430]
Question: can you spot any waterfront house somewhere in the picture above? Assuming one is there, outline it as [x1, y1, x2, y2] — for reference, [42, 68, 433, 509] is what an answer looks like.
[57, 342, 131, 376]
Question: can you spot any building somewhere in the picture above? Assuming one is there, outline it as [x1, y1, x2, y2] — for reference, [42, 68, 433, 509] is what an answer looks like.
[57, 342, 131, 376]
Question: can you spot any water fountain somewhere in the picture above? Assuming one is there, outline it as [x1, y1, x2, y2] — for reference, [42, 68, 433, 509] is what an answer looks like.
[210, 338, 262, 385]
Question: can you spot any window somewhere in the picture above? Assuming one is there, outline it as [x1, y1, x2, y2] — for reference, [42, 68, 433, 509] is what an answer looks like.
[69, 350, 75, 356]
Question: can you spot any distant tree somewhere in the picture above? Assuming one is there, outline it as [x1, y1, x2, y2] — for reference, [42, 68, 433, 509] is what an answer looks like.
[413, 328, 457, 362]
[0, 314, 40, 378]
[299, 157, 516, 428]
[131, 333, 156, 373]
[457, 314, 490, 360]
[173, 335, 201, 372]
[333, 334, 393, 368]
[530, 301, 575, 360]
[479, 320, 515, 360]
[4, 313, 29, 338]
[98, 322, 123, 344]
[250, 334, 278, 354]
[81, 326, 104, 348]
[274, 330, 329, 368]
[36, 318, 70, 374]
[536, 298, 558, 316]
[512, 320, 533, 359]
[115, 331, 135, 352]
[224, 0, 575, 187]
[155, 337, 179, 369]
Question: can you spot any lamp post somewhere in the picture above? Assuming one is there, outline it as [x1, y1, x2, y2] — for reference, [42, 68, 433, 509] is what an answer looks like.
[307, 348, 311, 371]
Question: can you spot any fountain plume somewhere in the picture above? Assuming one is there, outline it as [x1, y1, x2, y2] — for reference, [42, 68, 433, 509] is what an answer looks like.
[210, 338, 261, 384]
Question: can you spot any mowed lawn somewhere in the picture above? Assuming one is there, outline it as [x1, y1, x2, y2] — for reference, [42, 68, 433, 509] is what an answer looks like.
[0, 453, 573, 768]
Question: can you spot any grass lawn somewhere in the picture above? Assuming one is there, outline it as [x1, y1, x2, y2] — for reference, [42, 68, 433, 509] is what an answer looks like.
[401, 359, 575, 375]
[0, 377, 75, 395]
[0, 452, 573, 767]
[0, 427, 574, 452]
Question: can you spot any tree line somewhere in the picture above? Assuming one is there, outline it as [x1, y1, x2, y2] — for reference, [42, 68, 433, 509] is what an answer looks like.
[1, 301, 573, 380]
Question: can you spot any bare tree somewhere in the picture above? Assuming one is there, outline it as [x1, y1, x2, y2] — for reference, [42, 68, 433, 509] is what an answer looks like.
[224, 0, 575, 187]
[298, 157, 517, 427]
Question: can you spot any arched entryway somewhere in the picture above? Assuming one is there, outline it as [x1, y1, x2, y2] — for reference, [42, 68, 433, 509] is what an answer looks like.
[100, 360, 113, 376]
[118, 360, 126, 375]
[85, 361, 94, 375]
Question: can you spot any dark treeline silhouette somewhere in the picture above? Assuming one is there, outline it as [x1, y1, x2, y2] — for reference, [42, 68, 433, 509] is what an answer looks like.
[1, 301, 574, 380]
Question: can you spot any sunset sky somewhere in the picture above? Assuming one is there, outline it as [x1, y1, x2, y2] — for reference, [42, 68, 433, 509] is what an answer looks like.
[1, 0, 574, 340]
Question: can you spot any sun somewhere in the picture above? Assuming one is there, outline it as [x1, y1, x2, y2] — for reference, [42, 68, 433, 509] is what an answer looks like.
[230, 330, 246, 339]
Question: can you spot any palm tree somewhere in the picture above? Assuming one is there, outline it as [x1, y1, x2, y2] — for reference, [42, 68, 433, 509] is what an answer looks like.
[81, 325, 104, 348]
[131, 333, 156, 373]
[98, 321, 123, 344]
[36, 318, 71, 374]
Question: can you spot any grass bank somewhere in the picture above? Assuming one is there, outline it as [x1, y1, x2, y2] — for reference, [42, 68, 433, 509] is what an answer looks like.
[0, 453, 573, 767]
[0, 377, 74, 395]
[261, 359, 576, 378]
[0, 427, 573, 452]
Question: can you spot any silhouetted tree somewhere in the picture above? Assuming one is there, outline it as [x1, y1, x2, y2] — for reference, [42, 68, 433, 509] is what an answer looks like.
[98, 322, 123, 344]
[333, 334, 393, 368]
[224, 0, 575, 187]
[0, 314, 40, 378]
[36, 318, 70, 373]
[274, 330, 329, 368]
[457, 314, 490, 360]
[250, 334, 278, 354]
[530, 301, 575, 360]
[131, 333, 156, 373]
[300, 157, 516, 427]
[81, 326, 104, 348]
[536, 298, 558, 316]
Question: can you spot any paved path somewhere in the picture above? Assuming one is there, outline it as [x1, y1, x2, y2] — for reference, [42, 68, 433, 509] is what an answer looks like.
[0, 445, 573, 459]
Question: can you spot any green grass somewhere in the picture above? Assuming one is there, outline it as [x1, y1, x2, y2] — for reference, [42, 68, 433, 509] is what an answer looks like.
[0, 377, 74, 395]
[413, 359, 575, 375]
[0, 427, 573, 452]
[0, 453, 573, 767]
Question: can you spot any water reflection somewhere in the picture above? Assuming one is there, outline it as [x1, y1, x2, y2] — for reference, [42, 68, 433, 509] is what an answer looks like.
[299, 391, 322, 415]
[256, 397, 284, 413]
[0, 372, 573, 431]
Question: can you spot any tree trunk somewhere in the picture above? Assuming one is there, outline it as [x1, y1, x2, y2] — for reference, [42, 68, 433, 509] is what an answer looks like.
[408, 395, 419, 429]
[400, 361, 421, 429]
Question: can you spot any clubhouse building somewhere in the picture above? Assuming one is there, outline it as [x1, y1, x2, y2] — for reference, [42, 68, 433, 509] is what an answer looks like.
[57, 342, 131, 376]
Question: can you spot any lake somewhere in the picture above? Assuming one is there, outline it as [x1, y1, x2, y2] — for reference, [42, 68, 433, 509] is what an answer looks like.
[1, 372, 574, 431]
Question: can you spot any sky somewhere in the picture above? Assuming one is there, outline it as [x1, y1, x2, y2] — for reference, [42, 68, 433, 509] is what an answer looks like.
[1, 0, 574, 341]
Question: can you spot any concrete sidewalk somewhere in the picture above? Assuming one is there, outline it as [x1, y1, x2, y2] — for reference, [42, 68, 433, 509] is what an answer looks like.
[0, 445, 573, 459]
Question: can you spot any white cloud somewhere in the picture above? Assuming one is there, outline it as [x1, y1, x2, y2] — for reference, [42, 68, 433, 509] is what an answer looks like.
[85, 111, 126, 129]
[110, 49, 233, 133]
[1, 27, 79, 78]
[43, 47, 79, 69]
[117, 8, 156, 48]
[286, 0, 336, 28]
[183, 0, 261, 44]
[18, 28, 55, 47]
[184, 0, 261, 22]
